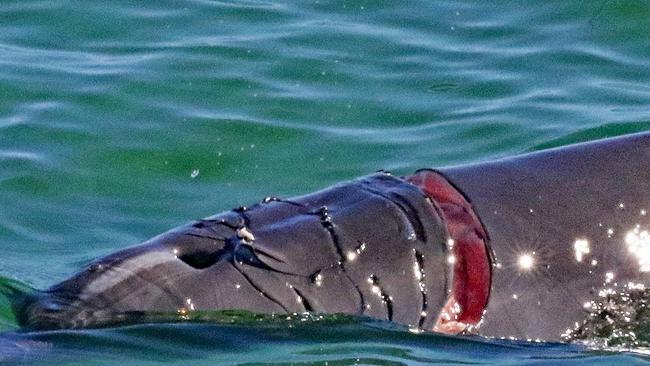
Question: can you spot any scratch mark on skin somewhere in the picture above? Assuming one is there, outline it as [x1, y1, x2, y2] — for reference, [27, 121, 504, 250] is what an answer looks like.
[246, 246, 287, 265]
[414, 249, 428, 327]
[316, 206, 368, 315]
[368, 274, 393, 321]
[290, 286, 314, 312]
[184, 233, 227, 242]
[192, 218, 242, 231]
[261, 197, 309, 209]
[358, 185, 426, 242]
[233, 207, 251, 226]
[230, 209, 294, 268]
[231, 260, 289, 313]
[184, 201, 377, 317]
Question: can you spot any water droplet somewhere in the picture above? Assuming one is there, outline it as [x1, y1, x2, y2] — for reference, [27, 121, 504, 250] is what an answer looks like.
[346, 251, 357, 262]
[517, 253, 535, 271]
[573, 239, 590, 262]
[625, 227, 650, 272]
[311, 272, 323, 287]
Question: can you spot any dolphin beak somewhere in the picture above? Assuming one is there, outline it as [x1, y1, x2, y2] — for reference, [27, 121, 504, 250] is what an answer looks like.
[17, 246, 196, 330]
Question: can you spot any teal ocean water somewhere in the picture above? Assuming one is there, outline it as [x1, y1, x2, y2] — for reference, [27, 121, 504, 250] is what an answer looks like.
[2, 0, 650, 364]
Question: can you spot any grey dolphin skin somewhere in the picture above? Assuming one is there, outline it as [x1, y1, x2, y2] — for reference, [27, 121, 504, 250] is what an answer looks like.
[15, 132, 650, 341]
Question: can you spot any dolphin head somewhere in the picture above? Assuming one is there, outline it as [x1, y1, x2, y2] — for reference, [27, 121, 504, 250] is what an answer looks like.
[17, 231, 222, 329]
[17, 173, 454, 331]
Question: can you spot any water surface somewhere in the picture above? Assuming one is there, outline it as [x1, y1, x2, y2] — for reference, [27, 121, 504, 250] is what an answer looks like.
[2, 0, 650, 364]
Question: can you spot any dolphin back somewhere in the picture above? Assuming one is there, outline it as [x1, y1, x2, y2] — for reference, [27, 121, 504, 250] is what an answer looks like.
[440, 132, 650, 340]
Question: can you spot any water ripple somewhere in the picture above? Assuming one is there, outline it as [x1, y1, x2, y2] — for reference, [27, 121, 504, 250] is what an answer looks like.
[2, 0, 650, 364]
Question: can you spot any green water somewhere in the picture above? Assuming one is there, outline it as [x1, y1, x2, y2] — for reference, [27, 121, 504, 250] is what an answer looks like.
[2, 0, 650, 364]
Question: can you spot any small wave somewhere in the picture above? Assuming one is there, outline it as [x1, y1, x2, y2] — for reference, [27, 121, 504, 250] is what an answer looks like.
[0, 313, 644, 365]
[530, 122, 650, 151]
[0, 276, 33, 331]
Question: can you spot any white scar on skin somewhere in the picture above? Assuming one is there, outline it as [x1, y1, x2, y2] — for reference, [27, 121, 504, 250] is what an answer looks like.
[81, 251, 178, 297]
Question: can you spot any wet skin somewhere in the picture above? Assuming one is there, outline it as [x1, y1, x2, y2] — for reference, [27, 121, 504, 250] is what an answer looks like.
[19, 174, 451, 332]
[16, 132, 650, 341]
[440, 131, 650, 340]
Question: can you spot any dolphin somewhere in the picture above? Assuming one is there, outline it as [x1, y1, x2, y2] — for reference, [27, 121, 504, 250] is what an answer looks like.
[15, 132, 650, 341]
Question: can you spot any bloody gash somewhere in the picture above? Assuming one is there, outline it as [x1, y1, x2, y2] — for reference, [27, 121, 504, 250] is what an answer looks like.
[16, 132, 650, 341]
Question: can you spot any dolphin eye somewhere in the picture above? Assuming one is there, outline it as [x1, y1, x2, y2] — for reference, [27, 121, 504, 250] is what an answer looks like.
[177, 251, 220, 269]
